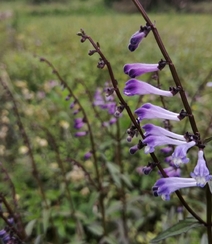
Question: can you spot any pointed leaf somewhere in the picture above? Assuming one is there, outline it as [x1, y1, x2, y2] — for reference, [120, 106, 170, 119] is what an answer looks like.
[203, 136, 212, 144]
[25, 219, 37, 237]
[150, 218, 202, 243]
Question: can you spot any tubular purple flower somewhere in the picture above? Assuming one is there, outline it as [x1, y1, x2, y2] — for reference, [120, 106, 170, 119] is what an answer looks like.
[142, 124, 186, 141]
[75, 131, 87, 137]
[159, 166, 181, 177]
[124, 80, 173, 97]
[128, 25, 151, 52]
[135, 103, 181, 122]
[153, 177, 197, 200]
[74, 118, 85, 129]
[172, 140, 196, 167]
[190, 150, 212, 187]
[124, 61, 166, 78]
[143, 135, 186, 154]
[84, 151, 92, 160]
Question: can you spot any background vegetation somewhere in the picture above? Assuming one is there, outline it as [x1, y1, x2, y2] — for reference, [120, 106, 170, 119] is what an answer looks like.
[0, 0, 212, 243]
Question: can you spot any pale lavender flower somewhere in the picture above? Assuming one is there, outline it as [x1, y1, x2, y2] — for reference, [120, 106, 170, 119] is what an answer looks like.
[172, 140, 196, 167]
[161, 166, 181, 177]
[190, 150, 212, 187]
[153, 177, 197, 200]
[124, 61, 166, 78]
[124, 79, 173, 97]
[143, 135, 186, 154]
[128, 25, 151, 52]
[75, 131, 87, 137]
[161, 146, 173, 154]
[135, 103, 181, 121]
[74, 118, 85, 129]
[142, 123, 186, 141]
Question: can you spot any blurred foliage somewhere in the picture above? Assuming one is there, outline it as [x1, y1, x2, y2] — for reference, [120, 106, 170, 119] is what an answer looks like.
[0, 0, 212, 243]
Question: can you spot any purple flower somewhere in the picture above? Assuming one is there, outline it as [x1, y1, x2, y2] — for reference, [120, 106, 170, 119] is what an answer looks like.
[143, 135, 186, 154]
[74, 118, 85, 129]
[142, 123, 186, 141]
[172, 141, 196, 167]
[161, 146, 173, 154]
[75, 131, 87, 137]
[190, 150, 212, 187]
[128, 25, 151, 52]
[153, 177, 197, 200]
[124, 79, 173, 97]
[124, 61, 166, 78]
[84, 151, 92, 160]
[160, 166, 181, 177]
[135, 103, 181, 121]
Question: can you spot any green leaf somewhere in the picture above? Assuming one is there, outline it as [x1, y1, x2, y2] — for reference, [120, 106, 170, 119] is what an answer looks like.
[203, 136, 212, 144]
[150, 218, 202, 243]
[87, 224, 103, 236]
[34, 235, 43, 244]
[120, 174, 133, 188]
[25, 219, 37, 237]
[207, 180, 212, 194]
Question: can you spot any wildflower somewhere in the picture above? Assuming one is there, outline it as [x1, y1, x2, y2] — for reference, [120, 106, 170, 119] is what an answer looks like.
[123, 60, 166, 78]
[143, 135, 186, 154]
[172, 140, 196, 167]
[161, 166, 181, 177]
[129, 140, 145, 154]
[124, 79, 173, 97]
[135, 103, 183, 121]
[190, 150, 212, 187]
[142, 123, 186, 141]
[74, 118, 85, 129]
[128, 25, 151, 51]
[153, 177, 197, 200]
[84, 151, 92, 160]
[75, 131, 87, 137]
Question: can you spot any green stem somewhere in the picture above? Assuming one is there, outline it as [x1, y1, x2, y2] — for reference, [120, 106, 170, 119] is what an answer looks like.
[206, 184, 212, 242]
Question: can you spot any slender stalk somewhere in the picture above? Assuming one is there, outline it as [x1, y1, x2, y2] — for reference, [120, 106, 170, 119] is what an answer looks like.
[115, 120, 129, 241]
[206, 182, 212, 241]
[40, 58, 107, 236]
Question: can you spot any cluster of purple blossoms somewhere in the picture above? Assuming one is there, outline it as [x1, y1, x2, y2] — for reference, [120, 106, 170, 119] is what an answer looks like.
[124, 26, 211, 200]
[0, 218, 20, 244]
[67, 96, 91, 159]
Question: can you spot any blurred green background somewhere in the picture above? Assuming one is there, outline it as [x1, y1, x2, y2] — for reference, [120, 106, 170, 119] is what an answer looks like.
[0, 0, 212, 243]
